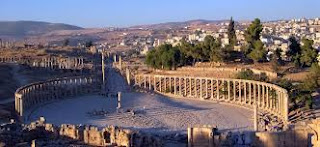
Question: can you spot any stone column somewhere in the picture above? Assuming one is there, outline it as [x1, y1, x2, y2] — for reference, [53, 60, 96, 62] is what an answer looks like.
[283, 91, 289, 129]
[117, 92, 121, 109]
[254, 104, 258, 131]
[179, 78, 182, 95]
[233, 80, 236, 102]
[101, 52, 106, 93]
[262, 85, 265, 108]
[113, 55, 117, 63]
[248, 82, 252, 105]
[217, 80, 220, 100]
[211, 80, 214, 99]
[19, 98, 23, 116]
[144, 76, 147, 89]
[119, 56, 122, 70]
[169, 77, 172, 93]
[159, 77, 162, 92]
[187, 127, 193, 147]
[154, 76, 156, 91]
[174, 77, 177, 95]
[239, 81, 242, 103]
[163, 77, 167, 92]
[189, 78, 191, 96]
[254, 84, 257, 105]
[126, 68, 131, 85]
[266, 86, 269, 108]
[205, 79, 208, 98]
[227, 80, 230, 101]
[149, 75, 152, 90]
[200, 79, 203, 99]
[258, 84, 261, 107]
[244, 82, 247, 104]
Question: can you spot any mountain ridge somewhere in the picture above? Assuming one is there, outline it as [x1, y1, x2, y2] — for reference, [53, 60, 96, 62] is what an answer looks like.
[0, 21, 83, 38]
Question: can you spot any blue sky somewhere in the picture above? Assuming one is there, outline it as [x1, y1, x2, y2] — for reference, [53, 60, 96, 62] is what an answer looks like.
[1, 0, 319, 28]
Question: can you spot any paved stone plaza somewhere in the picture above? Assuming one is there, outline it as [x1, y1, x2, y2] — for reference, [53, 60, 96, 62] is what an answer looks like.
[27, 92, 253, 134]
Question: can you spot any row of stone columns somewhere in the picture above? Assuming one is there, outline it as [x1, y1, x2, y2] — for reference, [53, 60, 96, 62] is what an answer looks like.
[0, 56, 85, 70]
[134, 74, 289, 124]
[15, 77, 98, 118]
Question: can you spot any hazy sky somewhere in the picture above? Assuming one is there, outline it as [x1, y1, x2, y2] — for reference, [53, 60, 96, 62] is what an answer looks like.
[1, 0, 319, 28]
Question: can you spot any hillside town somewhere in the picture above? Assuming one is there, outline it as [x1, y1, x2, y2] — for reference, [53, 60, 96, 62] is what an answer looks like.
[1, 18, 320, 64]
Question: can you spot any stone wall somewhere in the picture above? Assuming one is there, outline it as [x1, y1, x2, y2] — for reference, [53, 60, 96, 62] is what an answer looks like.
[14, 76, 100, 120]
[0, 117, 162, 147]
[188, 119, 320, 147]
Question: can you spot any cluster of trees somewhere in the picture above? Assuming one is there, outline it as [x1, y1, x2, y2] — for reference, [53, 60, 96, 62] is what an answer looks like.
[145, 44, 183, 70]
[145, 36, 230, 69]
[145, 18, 269, 69]
[287, 37, 318, 67]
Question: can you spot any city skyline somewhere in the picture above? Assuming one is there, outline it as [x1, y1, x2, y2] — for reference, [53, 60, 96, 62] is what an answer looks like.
[1, 0, 320, 28]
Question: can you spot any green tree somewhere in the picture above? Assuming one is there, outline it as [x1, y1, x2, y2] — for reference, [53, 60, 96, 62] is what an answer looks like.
[302, 63, 320, 91]
[287, 36, 301, 67]
[63, 39, 69, 46]
[271, 48, 283, 72]
[200, 35, 225, 62]
[247, 40, 266, 62]
[227, 17, 237, 49]
[300, 38, 318, 67]
[145, 44, 183, 70]
[178, 39, 195, 65]
[243, 18, 263, 55]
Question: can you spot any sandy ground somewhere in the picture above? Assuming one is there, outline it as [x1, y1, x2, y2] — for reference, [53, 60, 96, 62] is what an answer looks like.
[27, 66, 253, 134]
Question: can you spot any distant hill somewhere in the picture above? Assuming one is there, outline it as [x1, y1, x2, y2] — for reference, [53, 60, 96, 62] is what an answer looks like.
[130, 19, 229, 30]
[0, 21, 83, 38]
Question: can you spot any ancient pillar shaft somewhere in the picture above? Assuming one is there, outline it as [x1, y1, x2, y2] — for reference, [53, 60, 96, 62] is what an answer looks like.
[154, 76, 156, 91]
[117, 92, 121, 109]
[244, 82, 247, 104]
[258, 84, 261, 107]
[119, 56, 122, 70]
[239, 81, 242, 103]
[189, 78, 192, 96]
[217, 80, 220, 100]
[254, 84, 256, 105]
[266, 86, 269, 108]
[254, 104, 258, 131]
[283, 92, 289, 127]
[144, 76, 147, 89]
[249, 83, 252, 105]
[160, 77, 162, 92]
[227, 80, 231, 101]
[262, 85, 265, 108]
[211, 80, 214, 99]
[174, 77, 177, 95]
[205, 79, 208, 98]
[149, 75, 152, 90]
[233, 80, 236, 102]
[200, 79, 203, 99]
[179, 78, 182, 95]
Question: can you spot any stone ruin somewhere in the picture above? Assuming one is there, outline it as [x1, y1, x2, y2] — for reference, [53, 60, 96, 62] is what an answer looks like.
[187, 119, 320, 147]
[0, 117, 162, 147]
